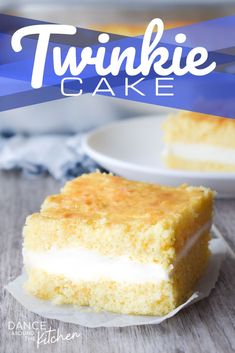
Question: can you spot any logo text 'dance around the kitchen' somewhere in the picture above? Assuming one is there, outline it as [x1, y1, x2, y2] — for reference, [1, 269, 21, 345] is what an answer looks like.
[11, 18, 216, 97]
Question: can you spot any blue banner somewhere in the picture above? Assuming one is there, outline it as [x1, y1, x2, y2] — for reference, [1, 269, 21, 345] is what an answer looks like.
[0, 14, 234, 118]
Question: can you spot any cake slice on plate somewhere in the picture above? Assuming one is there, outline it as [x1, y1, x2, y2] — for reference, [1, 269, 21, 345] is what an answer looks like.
[163, 111, 235, 172]
[23, 172, 213, 315]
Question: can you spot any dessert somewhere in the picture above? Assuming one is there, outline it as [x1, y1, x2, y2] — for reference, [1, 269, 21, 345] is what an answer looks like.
[163, 111, 235, 172]
[23, 172, 213, 315]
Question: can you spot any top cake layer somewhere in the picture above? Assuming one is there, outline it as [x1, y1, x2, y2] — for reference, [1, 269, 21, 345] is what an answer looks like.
[23, 172, 213, 265]
[43, 172, 210, 225]
[163, 111, 235, 148]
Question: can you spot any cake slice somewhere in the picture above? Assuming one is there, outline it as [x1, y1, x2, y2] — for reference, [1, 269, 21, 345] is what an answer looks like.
[23, 172, 213, 316]
[163, 111, 235, 172]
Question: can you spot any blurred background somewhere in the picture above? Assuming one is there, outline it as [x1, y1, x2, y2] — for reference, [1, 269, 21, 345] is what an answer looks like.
[0, 0, 233, 178]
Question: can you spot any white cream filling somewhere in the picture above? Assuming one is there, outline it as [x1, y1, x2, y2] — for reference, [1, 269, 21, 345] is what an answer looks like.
[23, 222, 211, 284]
[164, 143, 235, 165]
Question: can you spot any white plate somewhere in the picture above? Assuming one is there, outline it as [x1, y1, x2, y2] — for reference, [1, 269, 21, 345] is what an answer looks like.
[83, 116, 235, 198]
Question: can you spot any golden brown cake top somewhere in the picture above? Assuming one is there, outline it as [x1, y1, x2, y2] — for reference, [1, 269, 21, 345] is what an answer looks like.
[176, 111, 235, 126]
[40, 172, 211, 225]
[163, 111, 235, 148]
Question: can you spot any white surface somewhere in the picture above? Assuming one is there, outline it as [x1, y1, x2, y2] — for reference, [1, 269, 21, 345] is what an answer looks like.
[83, 116, 235, 198]
[6, 231, 227, 328]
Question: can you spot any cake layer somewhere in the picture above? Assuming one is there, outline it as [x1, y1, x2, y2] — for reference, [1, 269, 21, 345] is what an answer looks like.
[24, 230, 210, 316]
[164, 154, 235, 172]
[23, 221, 211, 284]
[25, 269, 175, 316]
[163, 111, 235, 149]
[23, 173, 214, 266]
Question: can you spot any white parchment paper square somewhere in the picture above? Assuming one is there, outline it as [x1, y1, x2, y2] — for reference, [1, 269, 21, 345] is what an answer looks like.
[5, 226, 228, 327]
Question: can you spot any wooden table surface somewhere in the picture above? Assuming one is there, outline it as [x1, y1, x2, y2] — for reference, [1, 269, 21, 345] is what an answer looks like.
[1, 171, 234, 353]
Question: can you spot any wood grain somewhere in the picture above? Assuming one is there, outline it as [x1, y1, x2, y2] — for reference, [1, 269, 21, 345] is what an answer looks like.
[0, 171, 234, 353]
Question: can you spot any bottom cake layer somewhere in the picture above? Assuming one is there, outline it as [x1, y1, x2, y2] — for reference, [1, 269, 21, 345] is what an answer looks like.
[24, 232, 210, 316]
[164, 153, 235, 172]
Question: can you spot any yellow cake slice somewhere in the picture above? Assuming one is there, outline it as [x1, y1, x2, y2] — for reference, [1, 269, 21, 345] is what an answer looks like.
[23, 172, 214, 316]
[163, 111, 235, 172]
